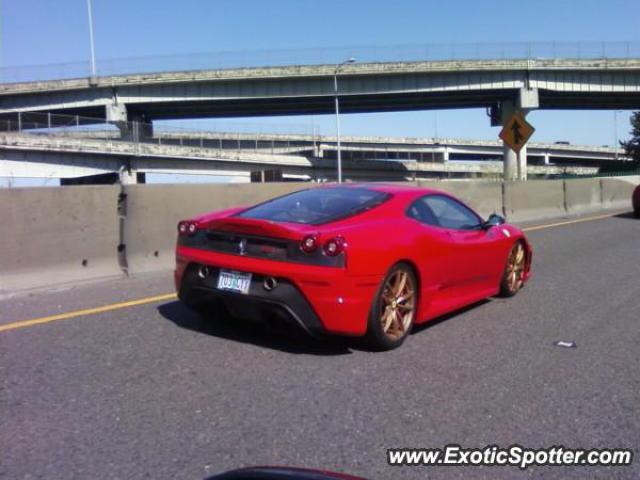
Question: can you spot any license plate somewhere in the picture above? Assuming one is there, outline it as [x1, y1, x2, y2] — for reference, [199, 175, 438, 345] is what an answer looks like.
[217, 269, 252, 294]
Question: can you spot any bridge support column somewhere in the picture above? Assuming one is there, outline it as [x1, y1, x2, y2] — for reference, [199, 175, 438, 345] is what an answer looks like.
[518, 144, 528, 181]
[501, 89, 538, 181]
[106, 103, 130, 139]
[119, 168, 138, 185]
[106, 103, 153, 142]
[118, 157, 140, 185]
[501, 100, 520, 181]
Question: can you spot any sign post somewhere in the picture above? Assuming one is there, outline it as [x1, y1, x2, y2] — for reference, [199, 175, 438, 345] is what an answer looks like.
[499, 112, 535, 181]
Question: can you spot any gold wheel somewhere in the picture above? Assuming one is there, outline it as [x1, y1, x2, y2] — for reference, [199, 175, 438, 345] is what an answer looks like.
[379, 269, 416, 341]
[505, 242, 526, 294]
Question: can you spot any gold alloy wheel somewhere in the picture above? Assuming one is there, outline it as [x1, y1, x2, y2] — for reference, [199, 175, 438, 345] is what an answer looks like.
[380, 269, 416, 341]
[506, 242, 526, 293]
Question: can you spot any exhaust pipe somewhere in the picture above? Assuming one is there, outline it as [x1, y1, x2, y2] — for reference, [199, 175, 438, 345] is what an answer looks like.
[263, 276, 278, 291]
[197, 265, 210, 279]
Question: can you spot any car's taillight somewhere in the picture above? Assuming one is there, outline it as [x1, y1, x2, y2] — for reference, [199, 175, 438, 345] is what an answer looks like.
[178, 221, 199, 236]
[300, 235, 318, 254]
[323, 236, 345, 256]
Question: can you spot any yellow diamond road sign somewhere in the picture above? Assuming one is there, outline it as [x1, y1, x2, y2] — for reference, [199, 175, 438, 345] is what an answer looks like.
[499, 113, 535, 153]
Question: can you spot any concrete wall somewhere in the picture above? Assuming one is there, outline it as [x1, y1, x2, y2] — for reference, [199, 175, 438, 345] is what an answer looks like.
[601, 175, 640, 209]
[565, 177, 603, 215]
[1, 175, 638, 296]
[504, 180, 566, 222]
[0, 186, 122, 295]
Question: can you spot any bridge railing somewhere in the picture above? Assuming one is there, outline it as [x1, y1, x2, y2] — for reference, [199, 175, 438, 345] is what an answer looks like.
[2, 41, 640, 84]
[0, 111, 451, 163]
[0, 111, 322, 154]
[0, 110, 459, 167]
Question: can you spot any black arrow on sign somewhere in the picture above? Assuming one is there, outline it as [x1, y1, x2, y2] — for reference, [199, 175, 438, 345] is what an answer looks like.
[511, 119, 524, 145]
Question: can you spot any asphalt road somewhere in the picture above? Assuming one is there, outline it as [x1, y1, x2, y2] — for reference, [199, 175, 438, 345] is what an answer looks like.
[1, 212, 639, 480]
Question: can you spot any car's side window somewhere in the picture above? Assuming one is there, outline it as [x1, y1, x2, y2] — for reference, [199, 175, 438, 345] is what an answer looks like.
[407, 197, 440, 227]
[414, 195, 482, 230]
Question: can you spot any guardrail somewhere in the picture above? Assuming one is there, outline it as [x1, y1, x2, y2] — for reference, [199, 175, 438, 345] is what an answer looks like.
[2, 41, 640, 84]
[1, 176, 638, 296]
[0, 111, 316, 138]
[0, 111, 321, 157]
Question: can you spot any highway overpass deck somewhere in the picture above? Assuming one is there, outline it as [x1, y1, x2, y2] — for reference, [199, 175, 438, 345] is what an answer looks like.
[152, 131, 626, 165]
[2, 58, 640, 119]
[0, 131, 603, 181]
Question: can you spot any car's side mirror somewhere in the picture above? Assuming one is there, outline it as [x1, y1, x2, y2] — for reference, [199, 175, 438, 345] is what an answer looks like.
[482, 213, 506, 230]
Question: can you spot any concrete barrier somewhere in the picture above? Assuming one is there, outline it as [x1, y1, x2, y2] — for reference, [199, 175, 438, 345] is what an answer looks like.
[601, 175, 640, 210]
[564, 177, 603, 215]
[0, 186, 122, 295]
[417, 180, 503, 219]
[503, 179, 566, 222]
[122, 182, 311, 274]
[2, 175, 638, 295]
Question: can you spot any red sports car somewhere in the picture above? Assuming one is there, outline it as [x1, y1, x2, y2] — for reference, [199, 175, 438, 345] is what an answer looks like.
[175, 184, 532, 350]
[633, 184, 640, 218]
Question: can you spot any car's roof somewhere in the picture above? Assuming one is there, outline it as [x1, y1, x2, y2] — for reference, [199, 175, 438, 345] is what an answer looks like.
[317, 182, 444, 197]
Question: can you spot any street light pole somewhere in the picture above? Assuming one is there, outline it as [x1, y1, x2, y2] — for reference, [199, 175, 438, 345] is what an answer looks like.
[86, 0, 97, 78]
[614, 110, 621, 161]
[334, 58, 355, 183]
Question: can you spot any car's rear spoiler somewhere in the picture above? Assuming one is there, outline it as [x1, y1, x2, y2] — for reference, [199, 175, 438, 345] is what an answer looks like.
[203, 217, 307, 240]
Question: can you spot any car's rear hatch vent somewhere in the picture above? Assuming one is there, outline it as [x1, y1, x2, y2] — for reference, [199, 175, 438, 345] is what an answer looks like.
[206, 232, 289, 261]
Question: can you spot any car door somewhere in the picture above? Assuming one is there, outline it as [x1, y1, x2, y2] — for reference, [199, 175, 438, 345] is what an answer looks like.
[421, 194, 504, 296]
[406, 196, 463, 317]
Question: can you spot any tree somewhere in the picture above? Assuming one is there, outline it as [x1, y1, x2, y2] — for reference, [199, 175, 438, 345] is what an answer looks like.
[621, 111, 640, 165]
[602, 111, 640, 173]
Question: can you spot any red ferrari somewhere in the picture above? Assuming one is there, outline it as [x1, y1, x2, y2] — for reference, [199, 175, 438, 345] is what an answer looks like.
[633, 184, 640, 218]
[175, 184, 532, 350]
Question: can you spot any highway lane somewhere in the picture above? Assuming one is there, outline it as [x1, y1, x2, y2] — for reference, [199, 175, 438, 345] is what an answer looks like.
[1, 212, 639, 479]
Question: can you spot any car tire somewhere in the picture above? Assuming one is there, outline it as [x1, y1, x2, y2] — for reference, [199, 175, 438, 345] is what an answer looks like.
[634, 206, 640, 218]
[499, 241, 527, 297]
[365, 263, 418, 351]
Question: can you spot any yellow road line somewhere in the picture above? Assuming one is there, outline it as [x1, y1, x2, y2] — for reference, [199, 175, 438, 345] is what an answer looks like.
[0, 209, 628, 334]
[0, 293, 177, 333]
[522, 211, 622, 232]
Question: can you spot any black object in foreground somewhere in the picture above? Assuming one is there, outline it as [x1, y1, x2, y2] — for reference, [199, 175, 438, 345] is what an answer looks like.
[205, 466, 367, 480]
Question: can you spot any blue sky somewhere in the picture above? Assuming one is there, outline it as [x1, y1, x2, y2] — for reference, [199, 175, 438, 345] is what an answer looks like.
[4, 0, 640, 63]
[2, 0, 640, 186]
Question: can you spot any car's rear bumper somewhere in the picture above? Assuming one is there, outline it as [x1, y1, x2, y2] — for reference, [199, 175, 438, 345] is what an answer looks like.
[178, 263, 327, 337]
[175, 246, 380, 336]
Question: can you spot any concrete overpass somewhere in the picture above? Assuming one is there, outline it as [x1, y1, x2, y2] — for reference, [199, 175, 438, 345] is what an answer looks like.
[0, 131, 602, 183]
[151, 131, 627, 168]
[2, 59, 640, 118]
[2, 57, 639, 180]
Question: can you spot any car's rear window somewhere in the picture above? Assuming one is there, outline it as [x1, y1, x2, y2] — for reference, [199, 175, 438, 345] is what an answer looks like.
[237, 187, 390, 225]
